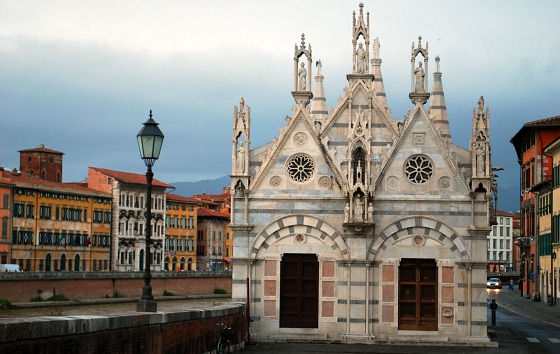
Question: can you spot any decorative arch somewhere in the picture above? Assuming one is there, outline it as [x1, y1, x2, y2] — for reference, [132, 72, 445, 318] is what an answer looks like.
[251, 214, 349, 260]
[369, 216, 471, 262]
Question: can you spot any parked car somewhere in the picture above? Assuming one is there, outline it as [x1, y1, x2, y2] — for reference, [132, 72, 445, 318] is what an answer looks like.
[0, 264, 22, 272]
[486, 277, 502, 289]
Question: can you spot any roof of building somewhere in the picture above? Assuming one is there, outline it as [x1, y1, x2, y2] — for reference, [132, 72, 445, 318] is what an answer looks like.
[18, 144, 64, 155]
[510, 115, 560, 147]
[495, 210, 514, 217]
[166, 193, 201, 203]
[0, 170, 110, 197]
[90, 167, 173, 189]
[197, 207, 230, 219]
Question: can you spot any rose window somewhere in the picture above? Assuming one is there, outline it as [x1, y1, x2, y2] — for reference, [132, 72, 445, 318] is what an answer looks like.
[287, 153, 315, 183]
[404, 155, 433, 184]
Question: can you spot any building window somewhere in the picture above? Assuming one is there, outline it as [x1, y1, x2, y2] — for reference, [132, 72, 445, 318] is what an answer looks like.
[404, 155, 433, 185]
[287, 153, 315, 183]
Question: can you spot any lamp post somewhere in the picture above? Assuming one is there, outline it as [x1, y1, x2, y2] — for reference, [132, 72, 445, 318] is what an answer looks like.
[136, 110, 164, 312]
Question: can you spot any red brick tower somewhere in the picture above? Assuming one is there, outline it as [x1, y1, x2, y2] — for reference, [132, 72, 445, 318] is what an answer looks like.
[19, 144, 64, 182]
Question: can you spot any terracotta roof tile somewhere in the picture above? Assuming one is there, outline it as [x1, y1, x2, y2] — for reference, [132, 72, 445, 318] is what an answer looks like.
[197, 207, 230, 219]
[90, 167, 173, 188]
[18, 145, 64, 155]
[166, 193, 201, 203]
[1, 173, 110, 196]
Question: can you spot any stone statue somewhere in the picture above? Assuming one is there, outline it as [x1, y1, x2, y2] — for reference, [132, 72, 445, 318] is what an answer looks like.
[236, 142, 245, 172]
[298, 62, 307, 91]
[476, 141, 485, 176]
[355, 196, 364, 222]
[373, 37, 380, 59]
[344, 203, 350, 223]
[368, 203, 374, 221]
[356, 43, 366, 73]
[414, 61, 425, 93]
[356, 160, 362, 184]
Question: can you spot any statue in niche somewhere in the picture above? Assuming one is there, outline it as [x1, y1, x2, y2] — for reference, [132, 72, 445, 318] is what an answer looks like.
[356, 160, 362, 184]
[368, 203, 374, 221]
[344, 203, 350, 223]
[236, 142, 245, 172]
[476, 141, 485, 176]
[356, 43, 366, 74]
[414, 61, 425, 93]
[298, 62, 307, 91]
[373, 37, 380, 59]
[354, 195, 364, 222]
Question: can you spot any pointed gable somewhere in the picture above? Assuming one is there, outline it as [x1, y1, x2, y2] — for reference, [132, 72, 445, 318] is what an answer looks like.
[250, 106, 345, 196]
[376, 107, 468, 196]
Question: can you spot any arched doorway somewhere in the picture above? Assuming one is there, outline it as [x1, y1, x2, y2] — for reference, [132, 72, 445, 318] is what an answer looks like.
[74, 254, 80, 271]
[45, 253, 52, 272]
[164, 256, 170, 271]
[180, 257, 186, 271]
[188, 257, 193, 271]
[60, 254, 66, 271]
[172, 256, 178, 272]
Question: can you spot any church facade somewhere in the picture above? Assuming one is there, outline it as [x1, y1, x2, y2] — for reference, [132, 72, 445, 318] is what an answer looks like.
[230, 3, 493, 345]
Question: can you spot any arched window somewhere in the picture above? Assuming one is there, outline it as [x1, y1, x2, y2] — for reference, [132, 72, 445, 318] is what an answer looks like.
[60, 254, 66, 271]
[74, 254, 80, 271]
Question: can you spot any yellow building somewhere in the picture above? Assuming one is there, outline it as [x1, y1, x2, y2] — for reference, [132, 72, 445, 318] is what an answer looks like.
[5, 171, 112, 271]
[544, 138, 560, 305]
[165, 194, 199, 271]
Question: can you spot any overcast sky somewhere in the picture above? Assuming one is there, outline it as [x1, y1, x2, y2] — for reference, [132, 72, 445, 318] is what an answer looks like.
[1, 1, 559, 211]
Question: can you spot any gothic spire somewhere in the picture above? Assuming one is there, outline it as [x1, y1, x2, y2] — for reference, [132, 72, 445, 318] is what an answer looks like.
[428, 56, 451, 142]
[310, 60, 328, 126]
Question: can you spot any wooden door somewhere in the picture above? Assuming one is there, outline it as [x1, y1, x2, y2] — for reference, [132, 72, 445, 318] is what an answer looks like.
[279, 253, 319, 328]
[398, 258, 438, 331]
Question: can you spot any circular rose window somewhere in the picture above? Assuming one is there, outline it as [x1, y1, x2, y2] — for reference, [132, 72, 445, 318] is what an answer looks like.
[404, 155, 433, 184]
[287, 153, 315, 183]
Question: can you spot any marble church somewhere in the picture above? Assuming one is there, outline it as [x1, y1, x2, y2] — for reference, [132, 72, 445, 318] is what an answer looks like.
[230, 3, 493, 345]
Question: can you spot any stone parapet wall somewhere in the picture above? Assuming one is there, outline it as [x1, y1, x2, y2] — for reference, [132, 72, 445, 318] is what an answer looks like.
[0, 271, 232, 302]
[0, 303, 246, 354]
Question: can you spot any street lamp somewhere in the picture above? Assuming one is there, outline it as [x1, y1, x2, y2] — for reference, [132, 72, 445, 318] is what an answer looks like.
[136, 110, 164, 312]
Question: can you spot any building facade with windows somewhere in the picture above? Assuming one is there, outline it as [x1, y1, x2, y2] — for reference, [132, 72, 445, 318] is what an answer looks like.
[196, 208, 229, 271]
[230, 3, 494, 344]
[165, 193, 199, 271]
[487, 211, 514, 274]
[542, 137, 560, 305]
[511, 116, 560, 299]
[0, 174, 14, 264]
[0, 168, 112, 271]
[87, 167, 172, 272]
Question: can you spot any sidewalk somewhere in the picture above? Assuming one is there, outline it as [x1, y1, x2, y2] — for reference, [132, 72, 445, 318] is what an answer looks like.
[492, 286, 560, 328]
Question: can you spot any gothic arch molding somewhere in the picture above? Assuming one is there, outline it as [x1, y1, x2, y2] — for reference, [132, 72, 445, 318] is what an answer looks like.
[250, 214, 349, 260]
[368, 216, 471, 262]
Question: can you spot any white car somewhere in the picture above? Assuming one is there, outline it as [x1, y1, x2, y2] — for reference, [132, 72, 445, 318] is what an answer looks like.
[486, 278, 502, 289]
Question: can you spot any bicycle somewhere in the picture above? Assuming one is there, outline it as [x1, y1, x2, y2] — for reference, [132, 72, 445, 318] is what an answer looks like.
[215, 322, 234, 354]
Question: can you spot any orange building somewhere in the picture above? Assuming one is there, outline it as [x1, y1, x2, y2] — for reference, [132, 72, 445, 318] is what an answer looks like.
[165, 194, 199, 271]
[0, 174, 14, 264]
[0, 169, 112, 271]
[511, 116, 560, 298]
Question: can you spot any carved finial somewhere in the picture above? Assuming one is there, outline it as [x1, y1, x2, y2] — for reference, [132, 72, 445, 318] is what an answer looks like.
[435, 55, 440, 73]
[149, 110, 153, 119]
[359, 2, 364, 14]
[418, 36, 422, 48]
[300, 33, 306, 49]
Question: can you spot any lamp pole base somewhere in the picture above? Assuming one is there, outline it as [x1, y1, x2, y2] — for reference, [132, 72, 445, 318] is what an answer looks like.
[137, 299, 158, 312]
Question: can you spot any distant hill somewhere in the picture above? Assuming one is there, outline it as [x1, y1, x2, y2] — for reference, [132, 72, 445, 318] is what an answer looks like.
[170, 175, 229, 197]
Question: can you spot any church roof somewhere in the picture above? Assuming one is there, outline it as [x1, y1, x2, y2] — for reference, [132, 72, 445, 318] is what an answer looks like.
[18, 144, 64, 155]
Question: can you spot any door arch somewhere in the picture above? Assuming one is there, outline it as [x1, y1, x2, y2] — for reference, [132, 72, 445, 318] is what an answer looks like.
[74, 254, 80, 271]
[60, 254, 66, 271]
[45, 253, 52, 272]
